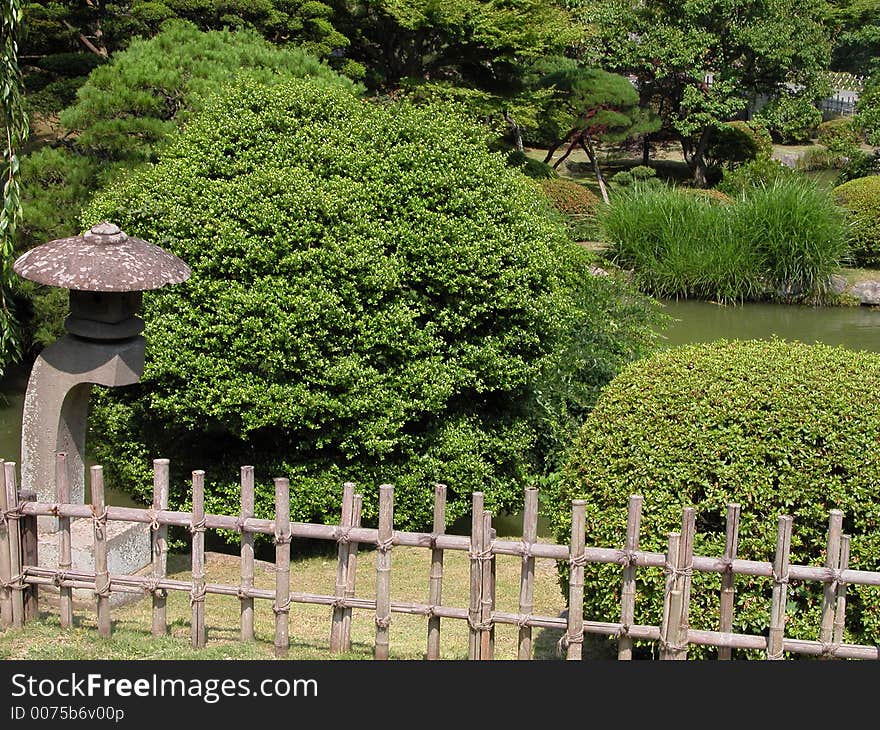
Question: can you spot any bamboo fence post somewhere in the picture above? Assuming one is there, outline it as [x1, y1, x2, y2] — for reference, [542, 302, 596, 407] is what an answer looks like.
[673, 508, 696, 660]
[718, 503, 741, 660]
[566, 500, 587, 660]
[56, 452, 72, 629]
[273, 477, 292, 658]
[374, 484, 394, 660]
[151, 459, 170, 638]
[659, 532, 682, 660]
[0, 460, 12, 629]
[90, 466, 110, 638]
[479, 511, 494, 660]
[330, 482, 355, 653]
[5, 462, 25, 627]
[618, 494, 643, 660]
[468, 492, 485, 660]
[239, 465, 255, 642]
[341, 493, 362, 652]
[427, 483, 447, 660]
[767, 515, 793, 660]
[820, 510, 844, 658]
[517, 486, 539, 660]
[832, 535, 851, 648]
[190, 470, 207, 649]
[19, 488, 37, 623]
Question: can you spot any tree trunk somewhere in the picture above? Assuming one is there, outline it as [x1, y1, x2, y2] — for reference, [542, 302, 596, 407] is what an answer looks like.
[503, 111, 523, 153]
[552, 135, 581, 170]
[681, 128, 713, 188]
[580, 134, 610, 205]
[642, 136, 651, 166]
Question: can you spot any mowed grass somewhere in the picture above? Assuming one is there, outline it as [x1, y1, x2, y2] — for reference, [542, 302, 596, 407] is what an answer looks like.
[0, 535, 573, 660]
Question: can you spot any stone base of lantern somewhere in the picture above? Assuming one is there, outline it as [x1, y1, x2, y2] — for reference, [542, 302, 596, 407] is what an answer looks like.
[36, 518, 152, 607]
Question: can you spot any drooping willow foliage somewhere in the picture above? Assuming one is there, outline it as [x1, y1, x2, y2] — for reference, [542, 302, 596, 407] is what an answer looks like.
[0, 0, 27, 370]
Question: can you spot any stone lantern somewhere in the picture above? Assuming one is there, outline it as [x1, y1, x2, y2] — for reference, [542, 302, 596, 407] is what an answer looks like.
[13, 222, 190, 582]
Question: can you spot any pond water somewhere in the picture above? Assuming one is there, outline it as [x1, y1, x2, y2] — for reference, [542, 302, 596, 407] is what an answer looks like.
[3, 298, 878, 529]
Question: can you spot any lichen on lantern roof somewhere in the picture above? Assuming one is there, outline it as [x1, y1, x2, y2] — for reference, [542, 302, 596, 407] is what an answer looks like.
[13, 222, 191, 292]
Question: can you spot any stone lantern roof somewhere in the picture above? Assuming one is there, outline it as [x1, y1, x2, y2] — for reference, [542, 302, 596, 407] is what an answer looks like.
[13, 222, 191, 292]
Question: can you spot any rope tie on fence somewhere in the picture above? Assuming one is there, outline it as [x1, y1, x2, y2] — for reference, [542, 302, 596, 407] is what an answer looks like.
[234, 516, 247, 533]
[618, 622, 631, 639]
[143, 577, 161, 595]
[664, 561, 694, 580]
[52, 570, 70, 588]
[820, 640, 840, 658]
[467, 616, 492, 632]
[428, 534, 439, 550]
[273, 597, 291, 615]
[375, 615, 391, 629]
[273, 533, 292, 546]
[335, 526, 351, 545]
[557, 630, 584, 655]
[721, 557, 734, 574]
[331, 596, 347, 609]
[9, 574, 27, 591]
[772, 569, 789, 585]
[189, 517, 206, 534]
[189, 585, 207, 606]
[468, 548, 493, 563]
[518, 541, 533, 559]
[421, 604, 435, 618]
[146, 509, 161, 531]
[94, 578, 111, 598]
[49, 502, 61, 517]
[570, 552, 588, 569]
[516, 613, 532, 629]
[377, 537, 394, 554]
[90, 504, 108, 529]
[829, 568, 844, 587]
[620, 550, 636, 568]
[236, 587, 251, 600]
[3, 503, 23, 523]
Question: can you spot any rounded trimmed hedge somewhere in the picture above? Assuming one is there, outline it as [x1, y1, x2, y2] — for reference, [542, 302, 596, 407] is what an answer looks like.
[538, 178, 601, 216]
[834, 175, 880, 266]
[83, 76, 662, 533]
[548, 339, 880, 656]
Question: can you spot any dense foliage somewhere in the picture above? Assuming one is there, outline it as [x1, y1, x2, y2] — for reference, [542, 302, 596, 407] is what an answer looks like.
[548, 339, 880, 657]
[754, 91, 823, 144]
[704, 121, 773, 171]
[716, 157, 798, 198]
[84, 77, 663, 530]
[834, 175, 880, 266]
[601, 179, 848, 302]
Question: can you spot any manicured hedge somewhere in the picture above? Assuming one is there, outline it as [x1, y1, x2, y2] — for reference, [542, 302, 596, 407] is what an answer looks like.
[834, 175, 880, 266]
[547, 339, 880, 656]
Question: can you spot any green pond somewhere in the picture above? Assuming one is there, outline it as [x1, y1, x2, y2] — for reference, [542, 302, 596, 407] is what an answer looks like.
[2, 298, 879, 530]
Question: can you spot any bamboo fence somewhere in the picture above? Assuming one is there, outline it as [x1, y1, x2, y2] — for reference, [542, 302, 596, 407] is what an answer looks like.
[1, 455, 880, 660]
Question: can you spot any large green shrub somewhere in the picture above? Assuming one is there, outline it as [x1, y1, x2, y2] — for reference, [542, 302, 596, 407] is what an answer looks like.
[817, 118, 861, 154]
[835, 175, 880, 266]
[548, 339, 880, 656]
[754, 92, 822, 144]
[705, 121, 773, 170]
[84, 77, 663, 531]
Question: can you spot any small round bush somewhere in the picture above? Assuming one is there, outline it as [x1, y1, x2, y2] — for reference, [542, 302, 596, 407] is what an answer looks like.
[548, 339, 880, 657]
[835, 175, 880, 266]
[817, 118, 862, 154]
[629, 165, 657, 180]
[706, 121, 773, 170]
[538, 178, 600, 216]
[716, 157, 797, 198]
[754, 93, 822, 144]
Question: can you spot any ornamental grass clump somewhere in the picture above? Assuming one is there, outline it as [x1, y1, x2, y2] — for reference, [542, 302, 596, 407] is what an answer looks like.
[547, 339, 880, 657]
[84, 76, 662, 533]
[600, 179, 848, 302]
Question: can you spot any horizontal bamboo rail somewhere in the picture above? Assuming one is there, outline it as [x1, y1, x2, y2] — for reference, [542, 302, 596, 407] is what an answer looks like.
[5, 456, 880, 661]
[16, 500, 880, 588]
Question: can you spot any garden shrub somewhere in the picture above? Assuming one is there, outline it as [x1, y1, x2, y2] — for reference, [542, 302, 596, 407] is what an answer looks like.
[679, 188, 733, 205]
[84, 77, 663, 532]
[506, 150, 558, 179]
[547, 339, 880, 657]
[716, 157, 797, 198]
[630, 165, 657, 180]
[795, 146, 845, 172]
[754, 93, 822, 144]
[610, 170, 633, 187]
[817, 118, 861, 153]
[538, 178, 601, 216]
[705, 121, 773, 170]
[835, 175, 880, 266]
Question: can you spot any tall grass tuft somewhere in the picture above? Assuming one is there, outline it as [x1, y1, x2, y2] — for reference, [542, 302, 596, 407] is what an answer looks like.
[732, 178, 849, 299]
[599, 180, 849, 303]
[600, 184, 763, 303]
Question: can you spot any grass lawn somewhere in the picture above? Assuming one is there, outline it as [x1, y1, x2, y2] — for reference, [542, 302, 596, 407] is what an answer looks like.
[0, 534, 580, 661]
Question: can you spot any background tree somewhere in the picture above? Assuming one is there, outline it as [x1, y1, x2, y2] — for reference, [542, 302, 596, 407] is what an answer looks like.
[529, 59, 659, 202]
[827, 0, 880, 74]
[1, 0, 29, 372]
[83, 76, 662, 530]
[586, 0, 831, 186]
